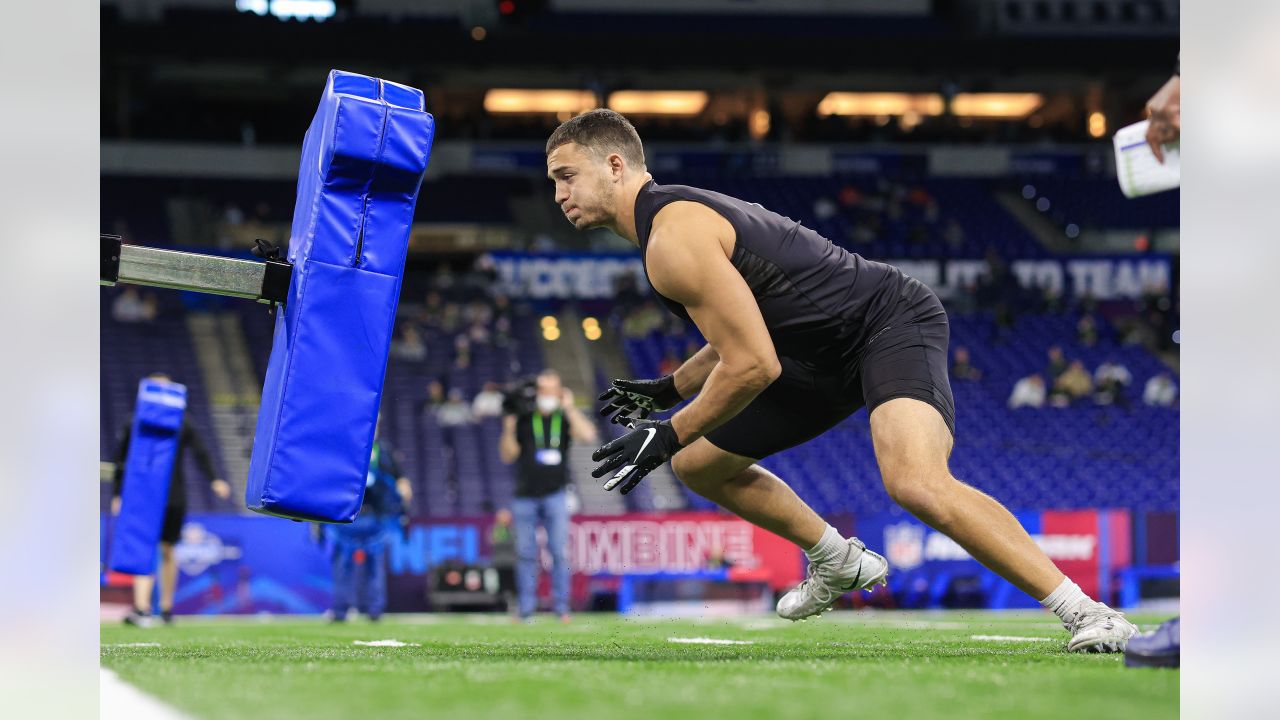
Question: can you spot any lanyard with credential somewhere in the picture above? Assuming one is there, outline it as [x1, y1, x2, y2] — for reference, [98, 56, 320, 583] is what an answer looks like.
[531, 411, 562, 450]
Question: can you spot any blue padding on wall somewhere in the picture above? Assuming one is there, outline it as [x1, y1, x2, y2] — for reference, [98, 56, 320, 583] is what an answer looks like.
[110, 379, 187, 574]
[246, 70, 435, 523]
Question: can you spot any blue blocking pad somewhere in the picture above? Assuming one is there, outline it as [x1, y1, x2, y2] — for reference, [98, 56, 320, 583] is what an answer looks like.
[110, 379, 188, 575]
[246, 70, 436, 523]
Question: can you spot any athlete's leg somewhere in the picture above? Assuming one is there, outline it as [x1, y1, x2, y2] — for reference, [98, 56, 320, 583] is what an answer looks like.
[869, 396, 1064, 598]
[157, 543, 178, 613]
[671, 440, 827, 548]
[132, 574, 155, 615]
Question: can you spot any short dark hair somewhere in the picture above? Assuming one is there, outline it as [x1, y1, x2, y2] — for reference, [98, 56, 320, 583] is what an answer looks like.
[546, 109, 646, 169]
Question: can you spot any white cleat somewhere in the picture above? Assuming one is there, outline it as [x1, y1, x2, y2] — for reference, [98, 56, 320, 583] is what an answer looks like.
[776, 537, 889, 621]
[1064, 601, 1138, 653]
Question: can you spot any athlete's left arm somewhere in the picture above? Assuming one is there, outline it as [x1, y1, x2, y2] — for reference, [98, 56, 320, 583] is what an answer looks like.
[647, 202, 782, 446]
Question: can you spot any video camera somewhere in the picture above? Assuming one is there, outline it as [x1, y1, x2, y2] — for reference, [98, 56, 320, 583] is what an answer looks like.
[500, 376, 538, 416]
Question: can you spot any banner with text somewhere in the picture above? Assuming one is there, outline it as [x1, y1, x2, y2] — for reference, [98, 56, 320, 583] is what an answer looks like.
[490, 252, 1171, 302]
[857, 508, 1131, 609]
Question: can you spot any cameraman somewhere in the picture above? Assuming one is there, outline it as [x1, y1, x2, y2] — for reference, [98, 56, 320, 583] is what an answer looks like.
[499, 369, 598, 622]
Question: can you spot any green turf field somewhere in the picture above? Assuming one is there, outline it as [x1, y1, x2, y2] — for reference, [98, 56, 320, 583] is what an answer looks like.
[101, 611, 1177, 720]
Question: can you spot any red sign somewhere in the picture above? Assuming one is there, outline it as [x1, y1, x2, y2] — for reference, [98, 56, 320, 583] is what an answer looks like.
[569, 512, 802, 589]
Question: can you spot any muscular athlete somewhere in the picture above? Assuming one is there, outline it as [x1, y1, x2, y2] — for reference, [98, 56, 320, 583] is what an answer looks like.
[546, 109, 1136, 652]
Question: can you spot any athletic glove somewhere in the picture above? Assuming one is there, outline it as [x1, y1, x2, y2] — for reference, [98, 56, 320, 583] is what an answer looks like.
[590, 419, 684, 495]
[597, 376, 683, 425]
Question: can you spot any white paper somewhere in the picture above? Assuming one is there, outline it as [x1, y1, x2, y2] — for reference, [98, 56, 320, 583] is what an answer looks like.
[1113, 119, 1180, 198]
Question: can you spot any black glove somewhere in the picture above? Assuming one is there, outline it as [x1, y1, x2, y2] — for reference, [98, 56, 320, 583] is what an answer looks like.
[590, 419, 684, 495]
[597, 376, 683, 425]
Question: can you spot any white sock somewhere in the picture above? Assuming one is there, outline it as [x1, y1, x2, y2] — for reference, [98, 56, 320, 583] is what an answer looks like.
[805, 524, 848, 565]
[1040, 577, 1090, 622]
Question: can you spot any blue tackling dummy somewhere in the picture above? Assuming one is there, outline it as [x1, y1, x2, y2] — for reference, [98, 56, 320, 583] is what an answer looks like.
[110, 378, 188, 575]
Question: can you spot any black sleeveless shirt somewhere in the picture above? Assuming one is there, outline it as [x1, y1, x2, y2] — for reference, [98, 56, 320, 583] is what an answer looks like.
[634, 179, 931, 368]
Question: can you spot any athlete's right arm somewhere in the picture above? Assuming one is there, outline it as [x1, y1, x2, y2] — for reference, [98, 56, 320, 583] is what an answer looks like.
[673, 344, 719, 398]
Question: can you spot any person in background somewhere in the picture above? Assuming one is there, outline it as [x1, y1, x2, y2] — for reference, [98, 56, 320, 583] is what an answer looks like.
[390, 323, 427, 362]
[489, 508, 517, 612]
[112, 372, 230, 627]
[1127, 56, 1181, 671]
[326, 430, 411, 623]
[437, 388, 475, 427]
[950, 346, 982, 382]
[1094, 359, 1133, 407]
[1052, 360, 1094, 407]
[498, 370, 598, 622]
[1008, 374, 1047, 409]
[1044, 345, 1068, 380]
[1143, 372, 1178, 408]
[111, 287, 158, 324]
[1077, 315, 1099, 348]
[472, 381, 506, 418]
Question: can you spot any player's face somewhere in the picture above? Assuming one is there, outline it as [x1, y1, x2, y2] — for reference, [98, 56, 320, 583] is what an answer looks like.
[547, 143, 615, 230]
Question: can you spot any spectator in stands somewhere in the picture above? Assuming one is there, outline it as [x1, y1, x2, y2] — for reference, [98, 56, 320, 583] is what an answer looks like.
[473, 381, 506, 418]
[950, 346, 982, 382]
[1008, 374, 1047, 409]
[1143, 373, 1179, 407]
[1045, 345, 1068, 380]
[1094, 359, 1134, 407]
[111, 287, 158, 324]
[498, 369, 598, 622]
[420, 291, 445, 329]
[621, 301, 664, 338]
[658, 349, 681, 377]
[453, 335, 472, 370]
[419, 380, 446, 418]
[111, 372, 230, 627]
[1051, 360, 1094, 407]
[437, 388, 474, 427]
[1077, 315, 1100, 348]
[390, 323, 427, 362]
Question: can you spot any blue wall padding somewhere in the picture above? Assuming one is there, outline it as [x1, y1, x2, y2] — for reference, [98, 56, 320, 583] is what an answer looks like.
[246, 70, 435, 523]
[110, 379, 188, 575]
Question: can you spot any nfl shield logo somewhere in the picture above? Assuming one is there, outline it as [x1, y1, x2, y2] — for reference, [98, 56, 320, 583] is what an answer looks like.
[884, 522, 925, 570]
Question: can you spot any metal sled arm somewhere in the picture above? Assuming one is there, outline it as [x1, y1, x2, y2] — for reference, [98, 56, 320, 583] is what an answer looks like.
[100, 234, 292, 306]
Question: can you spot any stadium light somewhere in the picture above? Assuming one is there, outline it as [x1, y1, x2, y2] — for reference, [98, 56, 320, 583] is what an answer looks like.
[543, 326, 561, 341]
[540, 315, 558, 329]
[816, 93, 944, 117]
[951, 93, 1043, 119]
[608, 91, 709, 116]
[484, 89, 597, 115]
[1088, 111, 1107, 138]
[581, 317, 599, 330]
[236, 0, 336, 22]
[584, 326, 602, 341]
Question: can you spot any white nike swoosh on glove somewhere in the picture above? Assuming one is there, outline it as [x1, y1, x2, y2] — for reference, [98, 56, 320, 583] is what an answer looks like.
[604, 428, 658, 491]
[635, 428, 657, 458]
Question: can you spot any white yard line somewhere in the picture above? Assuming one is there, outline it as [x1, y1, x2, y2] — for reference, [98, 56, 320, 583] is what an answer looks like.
[352, 639, 421, 647]
[970, 635, 1057, 643]
[667, 637, 755, 645]
[100, 667, 191, 720]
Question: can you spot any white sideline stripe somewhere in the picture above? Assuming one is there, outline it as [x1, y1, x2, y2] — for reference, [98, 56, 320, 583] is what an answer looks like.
[971, 634, 1057, 643]
[353, 639, 421, 647]
[100, 668, 191, 720]
[667, 637, 755, 645]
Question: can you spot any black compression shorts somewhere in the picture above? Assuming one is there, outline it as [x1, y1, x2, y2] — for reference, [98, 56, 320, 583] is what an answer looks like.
[703, 291, 955, 461]
[160, 505, 187, 545]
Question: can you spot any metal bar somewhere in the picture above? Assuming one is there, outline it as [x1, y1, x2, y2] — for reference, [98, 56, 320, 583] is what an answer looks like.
[114, 244, 268, 301]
